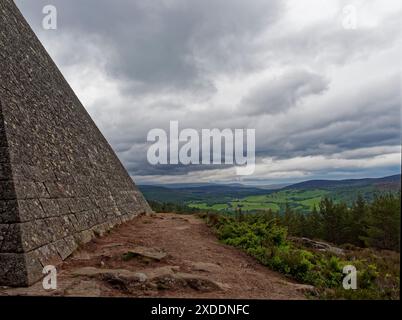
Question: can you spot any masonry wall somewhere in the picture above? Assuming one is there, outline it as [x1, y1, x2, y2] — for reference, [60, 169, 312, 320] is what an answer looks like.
[0, 0, 152, 286]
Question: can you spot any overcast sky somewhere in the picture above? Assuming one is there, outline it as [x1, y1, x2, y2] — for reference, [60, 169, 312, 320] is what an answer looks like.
[15, 0, 401, 185]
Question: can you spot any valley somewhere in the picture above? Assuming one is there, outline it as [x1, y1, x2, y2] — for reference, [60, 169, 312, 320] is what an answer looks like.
[140, 174, 401, 214]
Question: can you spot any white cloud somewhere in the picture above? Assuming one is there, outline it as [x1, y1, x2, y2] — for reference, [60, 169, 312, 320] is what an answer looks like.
[15, 0, 402, 184]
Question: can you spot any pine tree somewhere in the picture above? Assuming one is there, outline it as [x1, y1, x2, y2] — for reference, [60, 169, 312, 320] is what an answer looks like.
[319, 198, 336, 242]
[348, 194, 367, 246]
[305, 204, 323, 239]
[362, 193, 400, 251]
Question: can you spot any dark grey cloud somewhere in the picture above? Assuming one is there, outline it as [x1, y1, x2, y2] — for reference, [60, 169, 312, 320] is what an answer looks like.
[16, 0, 282, 95]
[242, 69, 329, 115]
[14, 0, 402, 183]
[263, 11, 402, 67]
[252, 73, 401, 159]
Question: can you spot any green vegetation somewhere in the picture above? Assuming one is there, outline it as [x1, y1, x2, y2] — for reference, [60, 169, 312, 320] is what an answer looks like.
[278, 193, 401, 251]
[189, 189, 338, 213]
[198, 193, 400, 299]
[147, 200, 207, 214]
[141, 175, 401, 214]
[189, 202, 229, 210]
[139, 184, 269, 205]
[145, 177, 400, 299]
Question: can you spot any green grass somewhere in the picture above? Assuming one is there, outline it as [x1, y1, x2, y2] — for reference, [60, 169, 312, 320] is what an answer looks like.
[298, 197, 323, 209]
[188, 202, 229, 210]
[187, 189, 329, 213]
[185, 187, 398, 214]
[230, 201, 280, 211]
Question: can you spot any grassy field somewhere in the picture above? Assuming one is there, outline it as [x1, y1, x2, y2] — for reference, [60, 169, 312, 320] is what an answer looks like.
[142, 174, 401, 214]
[188, 189, 330, 213]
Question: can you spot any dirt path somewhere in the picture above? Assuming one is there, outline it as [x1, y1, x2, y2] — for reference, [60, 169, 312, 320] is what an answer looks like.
[0, 213, 307, 299]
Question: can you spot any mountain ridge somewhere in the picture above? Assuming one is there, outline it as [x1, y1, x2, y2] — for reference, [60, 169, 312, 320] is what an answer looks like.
[140, 174, 401, 193]
[282, 174, 401, 190]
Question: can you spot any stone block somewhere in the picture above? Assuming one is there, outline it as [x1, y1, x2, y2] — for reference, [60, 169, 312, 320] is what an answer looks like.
[0, 0, 152, 286]
[39, 198, 60, 217]
[0, 200, 19, 223]
[17, 199, 45, 222]
[0, 253, 28, 286]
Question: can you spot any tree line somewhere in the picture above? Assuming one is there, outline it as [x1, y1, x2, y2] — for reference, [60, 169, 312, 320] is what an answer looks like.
[269, 193, 401, 251]
[148, 192, 401, 252]
[147, 200, 203, 214]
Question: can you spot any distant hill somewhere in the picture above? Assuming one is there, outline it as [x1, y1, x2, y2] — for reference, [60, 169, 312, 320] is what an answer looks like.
[138, 184, 270, 204]
[149, 182, 221, 189]
[283, 174, 401, 191]
[256, 183, 292, 190]
[139, 174, 401, 213]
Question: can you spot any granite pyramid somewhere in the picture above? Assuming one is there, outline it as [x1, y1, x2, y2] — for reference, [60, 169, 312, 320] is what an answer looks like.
[0, 0, 152, 286]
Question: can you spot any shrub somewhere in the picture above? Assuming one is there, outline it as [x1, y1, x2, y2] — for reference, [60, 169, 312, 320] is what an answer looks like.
[202, 212, 400, 300]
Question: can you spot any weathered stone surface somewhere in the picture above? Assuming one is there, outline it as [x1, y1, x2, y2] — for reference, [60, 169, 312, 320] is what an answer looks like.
[289, 237, 345, 256]
[146, 266, 181, 279]
[143, 266, 222, 292]
[71, 266, 222, 293]
[62, 280, 102, 297]
[17, 199, 45, 222]
[293, 284, 317, 295]
[172, 273, 223, 292]
[72, 267, 144, 279]
[187, 261, 222, 273]
[0, 253, 28, 287]
[0, 224, 23, 252]
[123, 246, 167, 262]
[0, 182, 15, 200]
[36, 243, 63, 267]
[0, 200, 19, 223]
[0, 0, 152, 286]
[0, 163, 12, 181]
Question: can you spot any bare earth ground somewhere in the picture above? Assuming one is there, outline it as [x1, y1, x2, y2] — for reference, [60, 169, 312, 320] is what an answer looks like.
[0, 213, 307, 299]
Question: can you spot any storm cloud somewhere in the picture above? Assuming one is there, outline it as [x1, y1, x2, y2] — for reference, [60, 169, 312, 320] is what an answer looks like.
[241, 69, 330, 115]
[15, 0, 402, 184]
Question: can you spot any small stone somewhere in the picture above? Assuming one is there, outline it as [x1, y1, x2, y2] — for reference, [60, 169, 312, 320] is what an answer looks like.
[136, 273, 148, 282]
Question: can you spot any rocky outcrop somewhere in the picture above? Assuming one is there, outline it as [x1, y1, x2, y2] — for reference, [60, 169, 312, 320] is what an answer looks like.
[289, 237, 345, 256]
[122, 247, 167, 262]
[71, 265, 223, 293]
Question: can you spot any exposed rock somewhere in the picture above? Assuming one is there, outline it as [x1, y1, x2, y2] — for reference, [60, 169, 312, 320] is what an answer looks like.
[63, 280, 102, 297]
[72, 267, 144, 280]
[122, 246, 167, 262]
[71, 251, 92, 261]
[99, 274, 133, 293]
[101, 243, 125, 249]
[0, 212, 309, 299]
[174, 273, 223, 292]
[289, 237, 345, 256]
[174, 226, 190, 231]
[136, 273, 148, 283]
[144, 265, 222, 292]
[72, 267, 149, 293]
[293, 284, 318, 295]
[188, 261, 222, 273]
[70, 265, 223, 293]
[146, 266, 181, 278]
